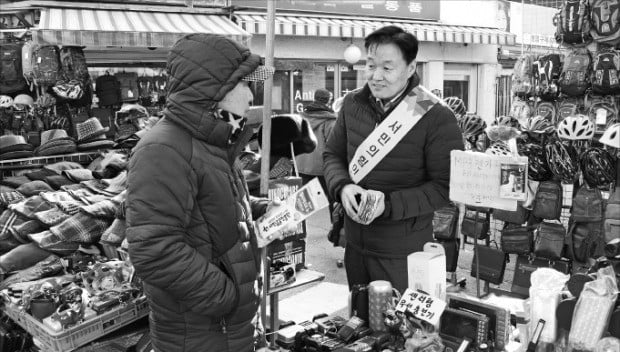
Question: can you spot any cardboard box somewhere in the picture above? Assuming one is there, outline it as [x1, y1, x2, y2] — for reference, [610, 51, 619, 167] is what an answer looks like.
[407, 250, 446, 301]
[268, 238, 306, 271]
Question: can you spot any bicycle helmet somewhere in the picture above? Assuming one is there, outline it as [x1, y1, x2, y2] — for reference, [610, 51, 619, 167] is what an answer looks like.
[519, 143, 553, 181]
[545, 140, 579, 183]
[520, 115, 556, 134]
[0, 95, 13, 108]
[580, 147, 616, 188]
[459, 113, 487, 139]
[600, 122, 620, 148]
[13, 94, 34, 109]
[493, 115, 520, 128]
[443, 96, 466, 118]
[557, 114, 595, 140]
[486, 142, 512, 156]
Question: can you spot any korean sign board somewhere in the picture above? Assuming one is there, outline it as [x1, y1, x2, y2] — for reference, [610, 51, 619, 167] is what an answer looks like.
[231, 0, 440, 21]
[450, 150, 528, 211]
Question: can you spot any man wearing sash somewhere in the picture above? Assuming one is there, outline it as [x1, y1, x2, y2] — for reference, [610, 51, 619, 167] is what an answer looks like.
[323, 26, 464, 300]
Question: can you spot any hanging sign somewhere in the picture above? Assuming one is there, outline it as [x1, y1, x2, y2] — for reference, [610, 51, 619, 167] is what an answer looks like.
[450, 150, 526, 211]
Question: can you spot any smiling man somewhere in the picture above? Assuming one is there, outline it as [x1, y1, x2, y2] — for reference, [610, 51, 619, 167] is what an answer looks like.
[323, 26, 464, 308]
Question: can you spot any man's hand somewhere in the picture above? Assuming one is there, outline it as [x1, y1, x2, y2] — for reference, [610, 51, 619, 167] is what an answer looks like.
[340, 184, 366, 223]
[358, 190, 385, 225]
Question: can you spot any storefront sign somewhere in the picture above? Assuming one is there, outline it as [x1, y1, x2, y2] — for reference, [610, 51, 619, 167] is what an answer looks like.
[231, 0, 440, 21]
[449, 150, 519, 211]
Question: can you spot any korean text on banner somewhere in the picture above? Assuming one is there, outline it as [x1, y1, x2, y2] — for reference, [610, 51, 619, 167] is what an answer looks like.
[449, 150, 527, 211]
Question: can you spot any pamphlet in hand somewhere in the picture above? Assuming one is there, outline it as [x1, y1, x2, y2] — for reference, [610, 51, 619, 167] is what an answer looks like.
[255, 177, 329, 247]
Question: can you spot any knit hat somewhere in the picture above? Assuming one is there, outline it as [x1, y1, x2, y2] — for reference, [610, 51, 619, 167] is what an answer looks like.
[75, 118, 109, 142]
[242, 65, 275, 82]
[314, 88, 332, 105]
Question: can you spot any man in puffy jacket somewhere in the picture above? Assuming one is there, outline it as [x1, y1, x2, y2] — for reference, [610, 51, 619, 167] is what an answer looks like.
[323, 26, 464, 303]
[126, 34, 288, 352]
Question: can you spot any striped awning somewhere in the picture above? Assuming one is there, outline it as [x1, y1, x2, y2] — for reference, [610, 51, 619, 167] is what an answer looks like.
[33, 8, 251, 47]
[237, 13, 515, 46]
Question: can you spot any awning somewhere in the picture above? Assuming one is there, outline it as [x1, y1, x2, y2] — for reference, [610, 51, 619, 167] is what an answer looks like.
[33, 8, 251, 47]
[236, 13, 515, 46]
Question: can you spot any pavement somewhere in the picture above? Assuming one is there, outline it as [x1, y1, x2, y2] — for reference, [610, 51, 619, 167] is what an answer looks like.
[273, 207, 520, 325]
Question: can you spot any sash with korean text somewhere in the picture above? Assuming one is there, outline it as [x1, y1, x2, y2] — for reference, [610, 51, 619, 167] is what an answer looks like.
[349, 85, 441, 184]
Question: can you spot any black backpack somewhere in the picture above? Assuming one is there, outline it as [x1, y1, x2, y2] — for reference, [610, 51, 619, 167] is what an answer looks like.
[591, 48, 620, 95]
[555, 0, 593, 46]
[533, 54, 563, 101]
[571, 185, 603, 222]
[532, 181, 563, 220]
[559, 48, 592, 97]
[0, 42, 27, 94]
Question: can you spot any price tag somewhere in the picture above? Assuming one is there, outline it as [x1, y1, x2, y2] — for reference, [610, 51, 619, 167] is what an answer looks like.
[596, 108, 607, 125]
[395, 288, 446, 326]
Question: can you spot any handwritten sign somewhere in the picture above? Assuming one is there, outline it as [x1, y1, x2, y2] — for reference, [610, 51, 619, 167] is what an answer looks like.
[450, 151, 520, 211]
[395, 288, 446, 326]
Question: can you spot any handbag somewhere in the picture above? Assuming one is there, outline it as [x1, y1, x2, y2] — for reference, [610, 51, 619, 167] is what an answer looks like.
[432, 203, 459, 240]
[511, 254, 572, 298]
[501, 224, 534, 255]
[470, 243, 507, 285]
[493, 202, 530, 225]
[461, 209, 490, 240]
[534, 221, 566, 260]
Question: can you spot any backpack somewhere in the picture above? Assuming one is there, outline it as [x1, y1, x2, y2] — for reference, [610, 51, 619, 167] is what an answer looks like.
[571, 184, 604, 222]
[589, 0, 620, 45]
[510, 99, 533, 126]
[21, 41, 36, 88]
[532, 181, 563, 220]
[95, 74, 121, 107]
[59, 46, 90, 83]
[0, 42, 27, 94]
[567, 221, 604, 262]
[586, 95, 617, 132]
[557, 98, 582, 123]
[559, 49, 592, 96]
[115, 72, 139, 102]
[512, 54, 536, 98]
[533, 54, 563, 101]
[604, 187, 620, 243]
[555, 0, 593, 46]
[535, 101, 558, 123]
[591, 49, 620, 95]
[32, 45, 61, 87]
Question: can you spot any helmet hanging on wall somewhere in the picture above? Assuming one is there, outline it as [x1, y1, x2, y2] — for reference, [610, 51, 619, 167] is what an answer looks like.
[443, 96, 466, 118]
[545, 139, 579, 184]
[600, 122, 619, 148]
[557, 115, 595, 140]
[459, 112, 487, 139]
[519, 142, 553, 182]
[485, 142, 512, 156]
[0, 95, 13, 108]
[580, 147, 616, 188]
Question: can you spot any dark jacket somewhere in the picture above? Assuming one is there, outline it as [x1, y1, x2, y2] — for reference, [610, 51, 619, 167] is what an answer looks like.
[323, 75, 464, 258]
[295, 102, 337, 176]
[126, 34, 268, 352]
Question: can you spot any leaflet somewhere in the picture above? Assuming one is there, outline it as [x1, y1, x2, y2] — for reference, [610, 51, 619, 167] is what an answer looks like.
[255, 178, 328, 247]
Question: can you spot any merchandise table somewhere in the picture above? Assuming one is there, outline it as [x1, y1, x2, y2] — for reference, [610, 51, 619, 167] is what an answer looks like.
[267, 269, 325, 347]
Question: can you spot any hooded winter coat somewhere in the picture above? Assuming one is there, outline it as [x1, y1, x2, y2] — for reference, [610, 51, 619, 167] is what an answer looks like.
[323, 75, 464, 258]
[126, 34, 268, 352]
[295, 102, 337, 176]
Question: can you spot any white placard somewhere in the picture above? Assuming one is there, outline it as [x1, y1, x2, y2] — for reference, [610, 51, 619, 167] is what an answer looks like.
[395, 288, 446, 326]
[450, 150, 521, 211]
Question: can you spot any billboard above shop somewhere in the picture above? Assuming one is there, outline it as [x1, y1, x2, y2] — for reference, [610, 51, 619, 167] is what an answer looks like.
[231, 0, 440, 21]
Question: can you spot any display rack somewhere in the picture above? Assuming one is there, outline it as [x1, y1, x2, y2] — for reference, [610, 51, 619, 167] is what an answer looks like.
[0, 152, 102, 177]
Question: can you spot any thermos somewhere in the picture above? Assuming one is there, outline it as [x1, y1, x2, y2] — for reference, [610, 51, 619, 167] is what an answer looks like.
[367, 280, 400, 332]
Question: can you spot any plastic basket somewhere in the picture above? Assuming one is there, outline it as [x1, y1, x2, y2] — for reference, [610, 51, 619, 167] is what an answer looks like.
[3, 296, 149, 352]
